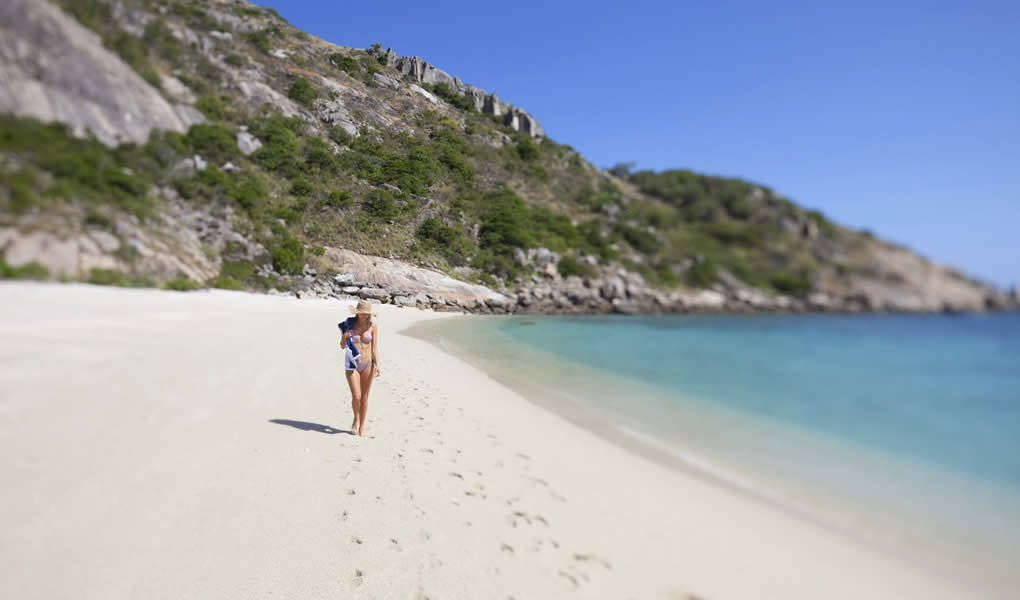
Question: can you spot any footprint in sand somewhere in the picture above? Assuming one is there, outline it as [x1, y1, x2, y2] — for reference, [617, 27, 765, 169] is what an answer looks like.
[449, 472, 464, 479]
[347, 489, 356, 495]
[350, 536, 363, 546]
[500, 543, 514, 554]
[529, 537, 561, 552]
[507, 511, 549, 528]
[339, 510, 349, 522]
[350, 569, 364, 588]
[573, 553, 612, 570]
[389, 538, 402, 551]
[558, 569, 584, 590]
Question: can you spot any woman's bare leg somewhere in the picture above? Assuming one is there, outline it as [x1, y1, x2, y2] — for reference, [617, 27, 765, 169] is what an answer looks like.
[357, 365, 375, 436]
[345, 370, 362, 433]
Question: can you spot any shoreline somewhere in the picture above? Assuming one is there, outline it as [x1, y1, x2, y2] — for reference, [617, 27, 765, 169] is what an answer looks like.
[405, 313, 1019, 598]
[0, 282, 988, 599]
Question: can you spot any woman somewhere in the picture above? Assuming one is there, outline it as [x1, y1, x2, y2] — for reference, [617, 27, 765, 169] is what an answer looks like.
[340, 300, 381, 436]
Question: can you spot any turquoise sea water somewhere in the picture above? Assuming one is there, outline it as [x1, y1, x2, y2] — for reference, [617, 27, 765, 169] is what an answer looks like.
[407, 313, 1020, 594]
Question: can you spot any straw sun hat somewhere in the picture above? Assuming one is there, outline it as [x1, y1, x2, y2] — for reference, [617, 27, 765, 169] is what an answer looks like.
[348, 299, 378, 316]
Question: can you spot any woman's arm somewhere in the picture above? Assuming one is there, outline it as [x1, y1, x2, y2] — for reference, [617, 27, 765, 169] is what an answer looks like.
[340, 330, 351, 349]
[372, 324, 380, 376]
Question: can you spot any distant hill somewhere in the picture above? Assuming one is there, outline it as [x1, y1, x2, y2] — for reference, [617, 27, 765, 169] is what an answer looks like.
[0, 0, 1015, 313]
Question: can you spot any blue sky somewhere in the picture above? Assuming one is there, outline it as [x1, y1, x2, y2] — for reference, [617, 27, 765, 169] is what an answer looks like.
[256, 1, 1019, 287]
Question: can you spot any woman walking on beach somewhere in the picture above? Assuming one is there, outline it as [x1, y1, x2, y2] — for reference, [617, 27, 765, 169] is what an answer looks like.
[340, 300, 381, 436]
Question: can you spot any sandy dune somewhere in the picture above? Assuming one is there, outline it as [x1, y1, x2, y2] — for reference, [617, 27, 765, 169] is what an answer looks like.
[0, 283, 976, 599]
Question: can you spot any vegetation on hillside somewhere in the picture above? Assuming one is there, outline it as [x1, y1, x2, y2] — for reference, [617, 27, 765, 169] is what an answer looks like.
[2, 0, 864, 298]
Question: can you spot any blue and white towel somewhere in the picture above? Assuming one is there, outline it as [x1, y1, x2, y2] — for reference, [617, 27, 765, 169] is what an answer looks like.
[338, 317, 360, 369]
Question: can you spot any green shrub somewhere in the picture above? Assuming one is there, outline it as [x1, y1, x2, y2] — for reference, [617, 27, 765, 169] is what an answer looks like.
[805, 210, 838, 236]
[84, 207, 112, 229]
[250, 115, 301, 174]
[303, 137, 337, 173]
[417, 218, 459, 246]
[309, 245, 326, 256]
[428, 83, 474, 112]
[224, 54, 247, 68]
[164, 276, 202, 291]
[688, 259, 717, 287]
[220, 260, 255, 281]
[106, 30, 159, 86]
[515, 136, 540, 161]
[699, 222, 768, 247]
[524, 164, 548, 181]
[359, 56, 380, 76]
[655, 261, 680, 286]
[271, 234, 305, 275]
[363, 189, 399, 219]
[530, 207, 578, 252]
[0, 258, 49, 280]
[620, 225, 662, 254]
[287, 77, 318, 105]
[87, 268, 151, 288]
[229, 178, 268, 214]
[184, 123, 236, 163]
[557, 255, 596, 278]
[58, 0, 113, 32]
[232, 6, 263, 18]
[478, 188, 533, 255]
[211, 275, 244, 290]
[330, 53, 361, 77]
[194, 95, 227, 120]
[770, 271, 812, 296]
[246, 29, 273, 53]
[326, 189, 353, 208]
[290, 178, 314, 196]
[0, 115, 154, 218]
[142, 18, 181, 64]
[328, 126, 354, 147]
[4, 168, 40, 213]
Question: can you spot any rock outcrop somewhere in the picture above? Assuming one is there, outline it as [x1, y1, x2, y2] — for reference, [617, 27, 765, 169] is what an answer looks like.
[390, 53, 544, 138]
[0, 0, 204, 147]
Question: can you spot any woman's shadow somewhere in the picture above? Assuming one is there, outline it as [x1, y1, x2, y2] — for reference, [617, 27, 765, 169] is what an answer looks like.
[269, 419, 355, 435]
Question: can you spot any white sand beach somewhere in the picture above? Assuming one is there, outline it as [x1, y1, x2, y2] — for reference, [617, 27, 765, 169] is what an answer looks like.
[0, 283, 979, 599]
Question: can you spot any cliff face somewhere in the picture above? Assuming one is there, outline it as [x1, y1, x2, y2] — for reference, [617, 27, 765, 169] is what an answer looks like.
[389, 53, 545, 139]
[0, 0, 203, 147]
[0, 0, 1013, 314]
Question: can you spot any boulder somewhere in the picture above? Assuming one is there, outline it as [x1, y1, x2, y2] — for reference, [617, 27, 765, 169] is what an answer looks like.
[237, 131, 263, 156]
[677, 290, 727, 310]
[484, 296, 511, 309]
[341, 285, 361, 294]
[528, 247, 560, 267]
[334, 273, 356, 285]
[161, 75, 195, 104]
[393, 295, 415, 307]
[512, 247, 528, 267]
[313, 98, 359, 136]
[807, 292, 833, 310]
[357, 287, 390, 300]
[600, 276, 627, 300]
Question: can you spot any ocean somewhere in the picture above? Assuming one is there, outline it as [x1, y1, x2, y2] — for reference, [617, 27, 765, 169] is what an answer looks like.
[406, 313, 1020, 595]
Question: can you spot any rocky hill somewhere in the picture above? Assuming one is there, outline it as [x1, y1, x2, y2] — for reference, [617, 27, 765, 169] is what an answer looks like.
[1, 0, 1015, 314]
